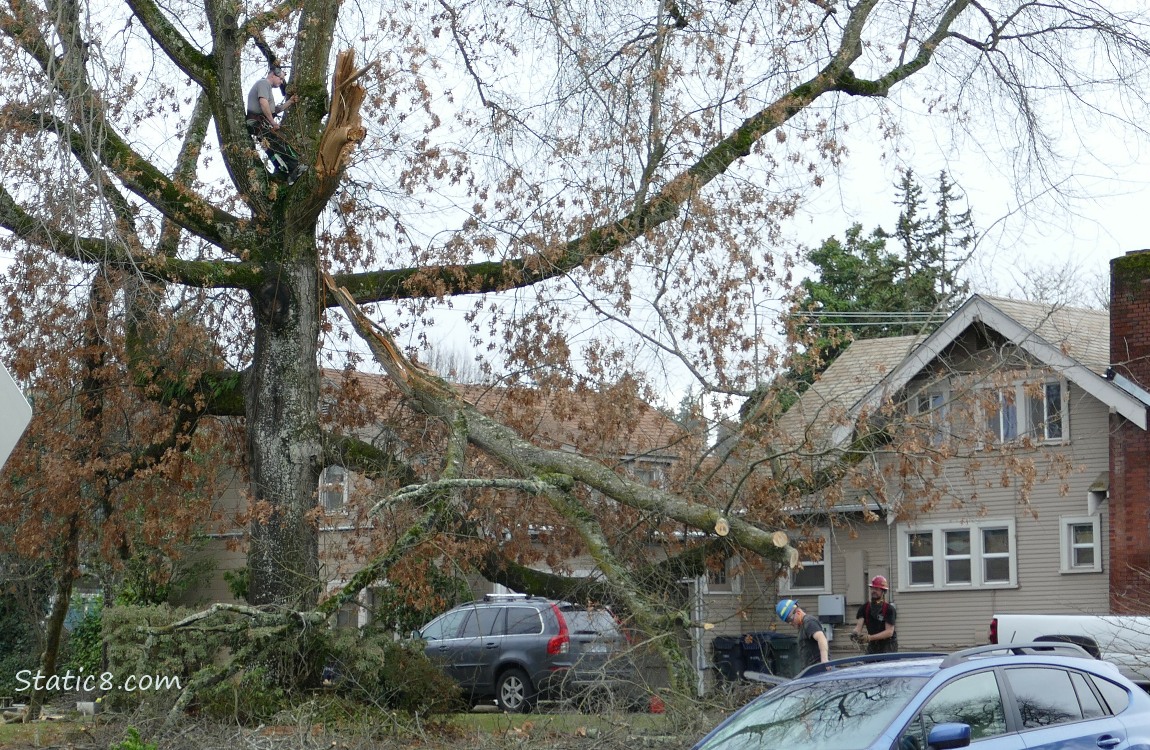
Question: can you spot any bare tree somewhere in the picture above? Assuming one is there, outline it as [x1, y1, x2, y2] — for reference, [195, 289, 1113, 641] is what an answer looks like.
[0, 0, 1148, 702]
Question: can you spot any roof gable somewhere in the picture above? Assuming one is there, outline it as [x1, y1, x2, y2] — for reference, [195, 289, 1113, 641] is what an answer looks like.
[845, 295, 1150, 434]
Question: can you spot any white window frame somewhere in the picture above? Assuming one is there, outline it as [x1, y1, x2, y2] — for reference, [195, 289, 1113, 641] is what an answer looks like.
[625, 458, 669, 487]
[779, 530, 831, 595]
[319, 464, 350, 513]
[984, 388, 1019, 443]
[982, 379, 1068, 446]
[1060, 515, 1102, 574]
[897, 520, 1017, 591]
[702, 555, 743, 595]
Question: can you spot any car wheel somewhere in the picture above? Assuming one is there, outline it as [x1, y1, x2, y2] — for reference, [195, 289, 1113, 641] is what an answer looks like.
[496, 668, 534, 713]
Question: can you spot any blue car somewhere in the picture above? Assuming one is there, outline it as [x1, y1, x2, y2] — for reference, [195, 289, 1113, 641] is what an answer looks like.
[693, 642, 1150, 750]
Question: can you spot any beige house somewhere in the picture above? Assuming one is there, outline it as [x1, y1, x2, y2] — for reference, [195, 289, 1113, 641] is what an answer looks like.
[771, 292, 1150, 657]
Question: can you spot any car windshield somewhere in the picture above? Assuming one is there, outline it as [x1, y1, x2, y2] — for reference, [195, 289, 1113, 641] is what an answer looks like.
[694, 675, 929, 750]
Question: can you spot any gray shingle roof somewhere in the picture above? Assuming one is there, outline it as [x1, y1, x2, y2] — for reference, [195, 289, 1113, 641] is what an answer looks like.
[778, 335, 923, 447]
[979, 296, 1109, 373]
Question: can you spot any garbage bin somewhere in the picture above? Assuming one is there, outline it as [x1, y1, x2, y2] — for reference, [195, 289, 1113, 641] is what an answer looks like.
[711, 635, 744, 681]
[741, 631, 800, 678]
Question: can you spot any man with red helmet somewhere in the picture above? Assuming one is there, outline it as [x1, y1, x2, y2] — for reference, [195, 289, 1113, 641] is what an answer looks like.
[852, 575, 898, 653]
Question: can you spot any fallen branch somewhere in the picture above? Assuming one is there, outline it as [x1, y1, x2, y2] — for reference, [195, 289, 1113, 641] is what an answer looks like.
[323, 273, 799, 568]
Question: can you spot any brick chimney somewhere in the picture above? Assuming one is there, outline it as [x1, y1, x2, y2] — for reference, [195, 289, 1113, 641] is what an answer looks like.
[1110, 250, 1150, 612]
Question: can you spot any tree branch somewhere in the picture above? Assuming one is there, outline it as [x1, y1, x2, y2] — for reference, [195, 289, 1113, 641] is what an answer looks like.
[326, 274, 800, 568]
[835, 0, 972, 96]
[123, 0, 213, 85]
[332, 1, 882, 307]
[323, 431, 418, 484]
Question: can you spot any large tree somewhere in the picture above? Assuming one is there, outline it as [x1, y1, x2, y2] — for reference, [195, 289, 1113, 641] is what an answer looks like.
[0, 0, 1147, 643]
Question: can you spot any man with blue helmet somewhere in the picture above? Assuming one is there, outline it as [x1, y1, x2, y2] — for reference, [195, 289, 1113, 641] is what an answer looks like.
[777, 599, 829, 668]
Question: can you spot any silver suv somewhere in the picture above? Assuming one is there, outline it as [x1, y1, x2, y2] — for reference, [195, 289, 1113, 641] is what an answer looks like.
[415, 593, 635, 712]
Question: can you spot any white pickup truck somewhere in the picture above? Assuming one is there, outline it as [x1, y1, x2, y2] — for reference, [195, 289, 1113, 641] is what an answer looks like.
[990, 613, 1150, 686]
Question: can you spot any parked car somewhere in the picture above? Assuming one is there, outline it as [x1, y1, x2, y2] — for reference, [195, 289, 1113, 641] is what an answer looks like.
[414, 593, 636, 712]
[693, 642, 1150, 750]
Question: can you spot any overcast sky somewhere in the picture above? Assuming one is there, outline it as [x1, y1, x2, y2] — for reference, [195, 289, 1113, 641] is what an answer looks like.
[787, 92, 1147, 308]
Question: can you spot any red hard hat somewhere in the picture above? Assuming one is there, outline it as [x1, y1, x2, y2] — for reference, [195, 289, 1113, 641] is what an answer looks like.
[869, 575, 889, 590]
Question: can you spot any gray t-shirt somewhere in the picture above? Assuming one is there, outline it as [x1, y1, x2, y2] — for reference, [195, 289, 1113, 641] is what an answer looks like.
[246, 79, 276, 118]
[797, 614, 825, 668]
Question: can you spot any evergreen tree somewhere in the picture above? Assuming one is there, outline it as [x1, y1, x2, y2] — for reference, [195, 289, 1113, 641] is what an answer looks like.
[782, 170, 975, 401]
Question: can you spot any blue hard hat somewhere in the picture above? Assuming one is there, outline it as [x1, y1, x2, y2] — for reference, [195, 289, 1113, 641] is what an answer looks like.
[776, 599, 798, 621]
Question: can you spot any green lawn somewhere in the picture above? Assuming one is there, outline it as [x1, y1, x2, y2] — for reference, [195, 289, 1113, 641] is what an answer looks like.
[448, 710, 671, 734]
[0, 716, 103, 748]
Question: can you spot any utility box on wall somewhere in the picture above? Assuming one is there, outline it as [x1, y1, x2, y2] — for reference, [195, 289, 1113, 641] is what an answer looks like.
[817, 594, 846, 624]
[845, 550, 867, 605]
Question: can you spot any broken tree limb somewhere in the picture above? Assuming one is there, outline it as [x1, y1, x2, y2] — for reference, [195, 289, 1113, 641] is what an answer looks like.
[315, 49, 369, 178]
[323, 273, 799, 568]
[543, 485, 697, 696]
[371, 476, 574, 515]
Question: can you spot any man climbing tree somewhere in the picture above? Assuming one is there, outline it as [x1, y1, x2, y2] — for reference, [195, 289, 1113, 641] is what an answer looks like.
[244, 66, 305, 185]
[245, 65, 306, 185]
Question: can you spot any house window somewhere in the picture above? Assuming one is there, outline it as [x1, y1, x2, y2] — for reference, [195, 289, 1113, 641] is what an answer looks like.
[780, 531, 830, 594]
[916, 390, 948, 446]
[633, 467, 658, 486]
[898, 520, 1016, 590]
[704, 556, 743, 595]
[982, 527, 1011, 582]
[985, 389, 1018, 443]
[944, 530, 971, 584]
[335, 599, 360, 628]
[1027, 382, 1063, 441]
[983, 380, 1067, 445]
[1060, 515, 1102, 573]
[319, 465, 349, 512]
[627, 460, 666, 487]
[907, 531, 935, 586]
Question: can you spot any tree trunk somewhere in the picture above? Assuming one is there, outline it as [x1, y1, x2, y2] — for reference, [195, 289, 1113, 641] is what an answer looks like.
[27, 514, 80, 721]
[244, 257, 323, 608]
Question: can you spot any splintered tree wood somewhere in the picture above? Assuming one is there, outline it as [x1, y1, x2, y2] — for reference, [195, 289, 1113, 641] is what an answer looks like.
[316, 49, 369, 177]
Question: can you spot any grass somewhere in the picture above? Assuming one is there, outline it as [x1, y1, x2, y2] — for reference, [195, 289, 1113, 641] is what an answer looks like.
[448, 710, 671, 734]
[0, 715, 104, 748]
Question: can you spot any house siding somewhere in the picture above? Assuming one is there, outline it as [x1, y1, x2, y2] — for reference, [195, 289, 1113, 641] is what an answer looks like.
[174, 472, 248, 607]
[877, 382, 1110, 651]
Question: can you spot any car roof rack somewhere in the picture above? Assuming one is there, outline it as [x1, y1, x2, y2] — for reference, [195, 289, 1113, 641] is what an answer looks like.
[939, 641, 1093, 668]
[798, 652, 948, 677]
[482, 593, 530, 601]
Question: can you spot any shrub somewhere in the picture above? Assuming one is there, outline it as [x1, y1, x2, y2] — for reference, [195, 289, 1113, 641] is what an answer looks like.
[110, 726, 158, 750]
[323, 629, 464, 714]
[62, 597, 104, 678]
[197, 665, 291, 724]
[101, 604, 227, 710]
